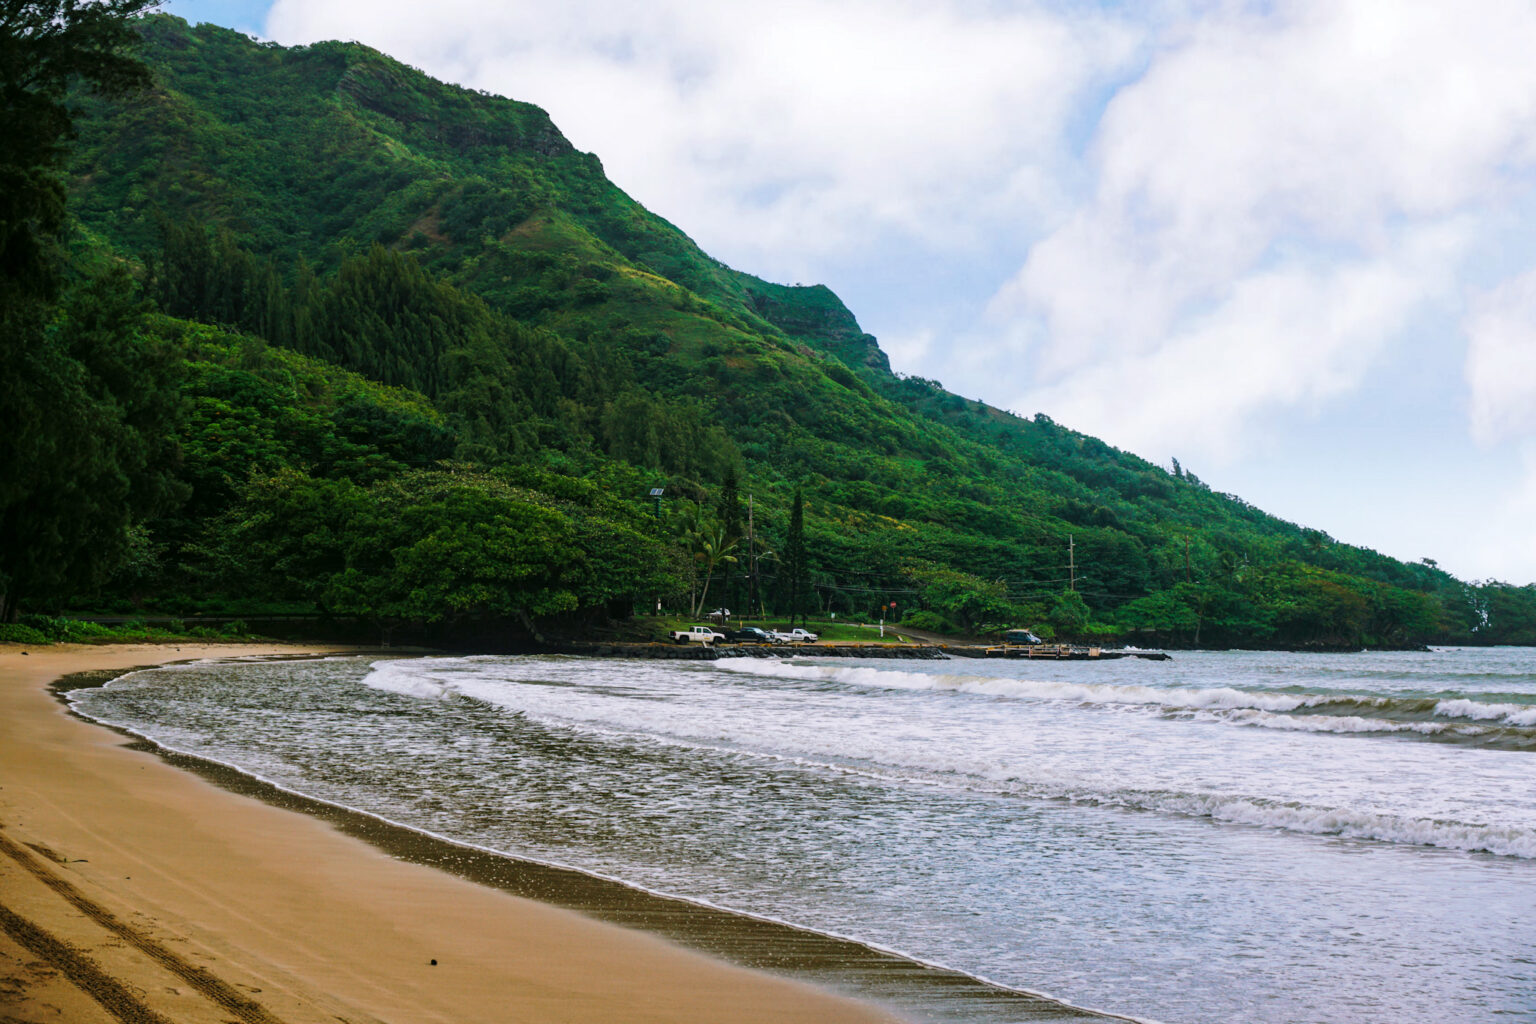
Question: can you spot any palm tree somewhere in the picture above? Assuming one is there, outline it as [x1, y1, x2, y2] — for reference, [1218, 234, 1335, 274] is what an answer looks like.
[691, 522, 738, 617]
[672, 508, 706, 615]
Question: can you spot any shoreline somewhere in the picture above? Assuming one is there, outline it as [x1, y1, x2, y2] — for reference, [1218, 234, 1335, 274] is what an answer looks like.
[3, 643, 1126, 1024]
[2, 642, 906, 1024]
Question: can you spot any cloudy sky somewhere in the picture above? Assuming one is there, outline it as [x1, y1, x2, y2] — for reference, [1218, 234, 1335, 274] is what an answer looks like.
[168, 0, 1536, 584]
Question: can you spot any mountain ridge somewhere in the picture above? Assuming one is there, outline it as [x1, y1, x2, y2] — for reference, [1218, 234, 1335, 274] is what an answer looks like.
[47, 13, 1536, 646]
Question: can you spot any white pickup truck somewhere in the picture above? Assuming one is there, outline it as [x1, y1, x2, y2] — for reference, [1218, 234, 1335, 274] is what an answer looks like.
[669, 625, 726, 645]
[774, 627, 819, 643]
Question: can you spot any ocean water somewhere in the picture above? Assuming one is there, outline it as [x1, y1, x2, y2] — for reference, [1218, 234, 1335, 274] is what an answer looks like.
[68, 648, 1536, 1023]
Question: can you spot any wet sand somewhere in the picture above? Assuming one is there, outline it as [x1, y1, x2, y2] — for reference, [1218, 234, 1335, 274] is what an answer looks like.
[0, 643, 903, 1024]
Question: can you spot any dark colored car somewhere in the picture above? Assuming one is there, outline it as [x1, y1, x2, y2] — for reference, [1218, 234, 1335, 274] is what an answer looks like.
[728, 626, 781, 644]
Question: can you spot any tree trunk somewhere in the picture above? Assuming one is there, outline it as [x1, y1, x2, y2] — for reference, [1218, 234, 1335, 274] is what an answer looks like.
[516, 610, 545, 645]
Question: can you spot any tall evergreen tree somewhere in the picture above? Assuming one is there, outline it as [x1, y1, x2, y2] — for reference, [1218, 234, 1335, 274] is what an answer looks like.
[1, 0, 156, 308]
[781, 486, 806, 627]
[1, 0, 169, 619]
[1, 265, 186, 618]
[718, 468, 742, 618]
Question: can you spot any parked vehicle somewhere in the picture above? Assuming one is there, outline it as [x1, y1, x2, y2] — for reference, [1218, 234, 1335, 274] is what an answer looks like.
[669, 625, 726, 644]
[775, 627, 819, 643]
[1003, 629, 1044, 645]
[727, 626, 781, 644]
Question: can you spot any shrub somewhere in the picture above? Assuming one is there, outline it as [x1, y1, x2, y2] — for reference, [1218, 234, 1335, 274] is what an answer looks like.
[62, 620, 114, 640]
[0, 624, 52, 645]
[19, 615, 67, 640]
[899, 610, 958, 634]
[18, 616, 113, 641]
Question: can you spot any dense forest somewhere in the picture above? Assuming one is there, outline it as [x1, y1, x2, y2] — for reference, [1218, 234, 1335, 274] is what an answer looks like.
[5, 9, 1535, 648]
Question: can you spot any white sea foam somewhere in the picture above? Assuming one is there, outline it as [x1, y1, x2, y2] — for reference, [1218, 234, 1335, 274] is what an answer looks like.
[1208, 709, 1450, 736]
[362, 657, 465, 699]
[357, 655, 1536, 860]
[1433, 697, 1536, 725]
[718, 659, 1536, 727]
[1065, 787, 1536, 859]
[551, 704, 1536, 859]
[717, 659, 1313, 712]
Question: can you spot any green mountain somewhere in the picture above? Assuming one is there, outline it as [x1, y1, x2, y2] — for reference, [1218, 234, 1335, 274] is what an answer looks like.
[39, 13, 1536, 646]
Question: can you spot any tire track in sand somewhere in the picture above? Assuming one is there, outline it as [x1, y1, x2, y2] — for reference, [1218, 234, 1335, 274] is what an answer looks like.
[0, 828, 287, 1024]
[0, 901, 172, 1024]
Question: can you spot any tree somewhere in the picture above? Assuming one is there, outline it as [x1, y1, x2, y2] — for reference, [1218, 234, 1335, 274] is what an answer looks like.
[1048, 589, 1090, 637]
[2, 0, 157, 293]
[1, 0, 164, 618]
[910, 564, 1015, 635]
[217, 469, 680, 638]
[0, 264, 185, 618]
[717, 468, 742, 617]
[688, 520, 737, 617]
[1115, 582, 1215, 644]
[780, 487, 807, 626]
[1478, 582, 1536, 645]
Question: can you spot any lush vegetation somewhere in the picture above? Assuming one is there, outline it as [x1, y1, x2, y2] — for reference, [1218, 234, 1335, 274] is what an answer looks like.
[1, 0, 175, 622]
[0, 615, 256, 647]
[5, 9, 1535, 649]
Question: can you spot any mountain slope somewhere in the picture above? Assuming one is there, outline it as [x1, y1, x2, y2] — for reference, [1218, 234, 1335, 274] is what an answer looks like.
[58, 14, 1534, 646]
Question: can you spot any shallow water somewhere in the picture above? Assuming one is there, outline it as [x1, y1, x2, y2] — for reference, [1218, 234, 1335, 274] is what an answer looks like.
[70, 648, 1536, 1023]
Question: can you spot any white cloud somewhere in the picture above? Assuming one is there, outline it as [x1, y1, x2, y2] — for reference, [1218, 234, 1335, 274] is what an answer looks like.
[992, 0, 1536, 459]
[265, 0, 1136, 280]
[1465, 267, 1536, 445]
[1010, 222, 1465, 460]
[1467, 442, 1536, 584]
[878, 326, 938, 373]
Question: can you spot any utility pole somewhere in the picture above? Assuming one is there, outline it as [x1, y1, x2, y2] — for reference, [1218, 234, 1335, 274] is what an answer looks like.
[1069, 534, 1076, 592]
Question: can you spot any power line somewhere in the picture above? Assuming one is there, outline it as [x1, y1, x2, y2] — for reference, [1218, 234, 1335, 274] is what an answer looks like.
[812, 583, 924, 595]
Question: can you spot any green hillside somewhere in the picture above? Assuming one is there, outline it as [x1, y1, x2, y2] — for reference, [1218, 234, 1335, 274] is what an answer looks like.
[10, 12, 1532, 646]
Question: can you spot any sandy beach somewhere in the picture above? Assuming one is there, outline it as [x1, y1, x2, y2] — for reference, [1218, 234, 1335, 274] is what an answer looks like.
[0, 642, 900, 1024]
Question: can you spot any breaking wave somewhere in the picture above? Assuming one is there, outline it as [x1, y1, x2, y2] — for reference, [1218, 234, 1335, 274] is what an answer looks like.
[359, 658, 1536, 860]
[1029, 785, 1536, 859]
[716, 660, 1536, 747]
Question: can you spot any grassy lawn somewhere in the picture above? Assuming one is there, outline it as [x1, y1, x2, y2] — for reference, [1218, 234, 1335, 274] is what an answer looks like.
[789, 620, 912, 643]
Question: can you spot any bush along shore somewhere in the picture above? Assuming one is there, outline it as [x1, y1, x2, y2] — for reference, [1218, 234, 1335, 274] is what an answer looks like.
[0, 615, 258, 647]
